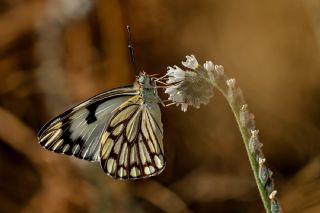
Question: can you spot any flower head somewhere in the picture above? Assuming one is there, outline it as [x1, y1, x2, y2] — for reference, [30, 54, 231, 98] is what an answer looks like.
[164, 55, 215, 112]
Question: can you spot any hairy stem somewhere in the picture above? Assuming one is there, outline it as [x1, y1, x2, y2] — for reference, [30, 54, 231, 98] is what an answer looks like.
[215, 84, 272, 213]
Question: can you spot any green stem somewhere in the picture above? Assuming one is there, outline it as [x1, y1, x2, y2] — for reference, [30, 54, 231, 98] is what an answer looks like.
[215, 85, 271, 213]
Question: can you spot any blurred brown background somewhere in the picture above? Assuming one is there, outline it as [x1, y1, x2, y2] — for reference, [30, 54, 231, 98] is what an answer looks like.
[0, 0, 320, 212]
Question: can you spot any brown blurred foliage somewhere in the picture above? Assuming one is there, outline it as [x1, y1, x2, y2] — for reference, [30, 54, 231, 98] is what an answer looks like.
[0, 0, 320, 212]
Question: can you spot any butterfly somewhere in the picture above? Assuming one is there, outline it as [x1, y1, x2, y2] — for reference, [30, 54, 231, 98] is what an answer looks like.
[37, 72, 165, 180]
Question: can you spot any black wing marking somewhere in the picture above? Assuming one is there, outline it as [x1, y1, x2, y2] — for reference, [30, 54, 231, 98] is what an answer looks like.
[37, 85, 138, 161]
[100, 96, 165, 179]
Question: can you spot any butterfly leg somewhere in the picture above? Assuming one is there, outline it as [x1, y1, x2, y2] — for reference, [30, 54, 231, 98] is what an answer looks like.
[159, 99, 177, 107]
[154, 80, 173, 86]
[163, 102, 177, 107]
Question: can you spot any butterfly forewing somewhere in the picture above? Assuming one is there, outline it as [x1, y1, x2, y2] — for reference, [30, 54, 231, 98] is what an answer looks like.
[37, 85, 138, 161]
[100, 96, 165, 179]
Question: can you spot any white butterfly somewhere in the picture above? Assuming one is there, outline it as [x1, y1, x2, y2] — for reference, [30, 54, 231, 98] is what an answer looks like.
[37, 72, 165, 180]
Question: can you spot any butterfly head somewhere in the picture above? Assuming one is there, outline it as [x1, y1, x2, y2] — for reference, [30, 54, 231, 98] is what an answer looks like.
[136, 72, 159, 103]
[137, 72, 154, 88]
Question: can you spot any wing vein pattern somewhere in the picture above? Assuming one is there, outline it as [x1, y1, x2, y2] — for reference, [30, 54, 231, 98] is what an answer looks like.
[100, 96, 165, 179]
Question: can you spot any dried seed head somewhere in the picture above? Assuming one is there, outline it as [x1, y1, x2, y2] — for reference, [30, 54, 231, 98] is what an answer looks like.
[258, 158, 269, 185]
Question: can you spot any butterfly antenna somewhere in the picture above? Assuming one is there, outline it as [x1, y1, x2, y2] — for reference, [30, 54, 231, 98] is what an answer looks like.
[126, 25, 139, 75]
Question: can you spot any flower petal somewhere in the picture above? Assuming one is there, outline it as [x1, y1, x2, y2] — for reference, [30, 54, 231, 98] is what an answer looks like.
[181, 103, 188, 112]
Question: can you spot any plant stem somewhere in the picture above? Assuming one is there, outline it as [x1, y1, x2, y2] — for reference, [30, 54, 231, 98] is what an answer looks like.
[215, 85, 272, 213]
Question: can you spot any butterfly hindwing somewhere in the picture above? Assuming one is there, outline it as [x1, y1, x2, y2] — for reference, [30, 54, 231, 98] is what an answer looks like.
[37, 85, 139, 161]
[100, 96, 165, 179]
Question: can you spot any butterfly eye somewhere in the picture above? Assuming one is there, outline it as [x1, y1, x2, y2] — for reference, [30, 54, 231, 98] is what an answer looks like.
[139, 76, 145, 84]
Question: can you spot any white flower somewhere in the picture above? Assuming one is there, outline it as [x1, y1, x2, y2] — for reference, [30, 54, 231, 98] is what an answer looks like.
[166, 87, 184, 103]
[251, 129, 259, 138]
[259, 157, 266, 166]
[181, 103, 188, 112]
[203, 60, 215, 82]
[269, 190, 277, 200]
[226, 78, 236, 101]
[226, 78, 236, 88]
[203, 61, 225, 83]
[167, 66, 185, 84]
[204, 61, 214, 72]
[215, 65, 224, 75]
[181, 55, 198, 69]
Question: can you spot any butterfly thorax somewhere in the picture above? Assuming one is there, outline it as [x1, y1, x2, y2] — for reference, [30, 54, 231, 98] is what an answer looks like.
[136, 73, 159, 104]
